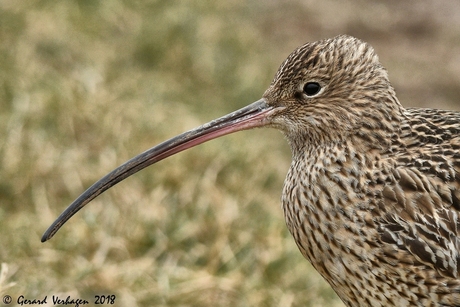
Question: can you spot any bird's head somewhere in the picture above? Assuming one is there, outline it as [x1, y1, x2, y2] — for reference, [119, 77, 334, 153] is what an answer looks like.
[263, 35, 402, 151]
[42, 35, 402, 241]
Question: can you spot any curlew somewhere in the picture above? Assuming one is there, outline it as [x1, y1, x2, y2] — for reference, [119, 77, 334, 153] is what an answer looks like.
[42, 35, 460, 306]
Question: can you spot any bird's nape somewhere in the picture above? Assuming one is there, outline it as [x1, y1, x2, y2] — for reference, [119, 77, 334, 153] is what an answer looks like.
[41, 98, 283, 242]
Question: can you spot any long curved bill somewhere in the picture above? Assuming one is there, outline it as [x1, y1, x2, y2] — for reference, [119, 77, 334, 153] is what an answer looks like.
[42, 98, 277, 242]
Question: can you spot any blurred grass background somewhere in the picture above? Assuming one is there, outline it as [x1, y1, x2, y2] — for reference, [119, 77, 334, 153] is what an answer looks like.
[1, 1, 460, 306]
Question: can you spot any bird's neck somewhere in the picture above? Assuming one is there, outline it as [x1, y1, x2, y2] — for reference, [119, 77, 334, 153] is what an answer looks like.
[282, 137, 387, 281]
[281, 100, 407, 304]
[286, 100, 404, 158]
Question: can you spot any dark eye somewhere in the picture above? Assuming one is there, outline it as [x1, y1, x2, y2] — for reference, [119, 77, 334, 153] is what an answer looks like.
[303, 82, 321, 96]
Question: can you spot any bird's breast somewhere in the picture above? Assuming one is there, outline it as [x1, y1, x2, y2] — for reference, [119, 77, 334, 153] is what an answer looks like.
[282, 148, 374, 263]
[281, 145, 394, 305]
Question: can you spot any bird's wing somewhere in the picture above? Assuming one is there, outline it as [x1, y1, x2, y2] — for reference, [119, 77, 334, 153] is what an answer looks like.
[379, 165, 460, 279]
[376, 108, 460, 278]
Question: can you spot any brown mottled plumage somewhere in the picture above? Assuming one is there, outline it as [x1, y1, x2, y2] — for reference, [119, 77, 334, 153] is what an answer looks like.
[275, 36, 460, 306]
[42, 35, 460, 306]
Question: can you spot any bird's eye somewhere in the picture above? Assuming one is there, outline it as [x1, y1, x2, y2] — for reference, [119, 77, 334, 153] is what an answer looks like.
[303, 82, 321, 96]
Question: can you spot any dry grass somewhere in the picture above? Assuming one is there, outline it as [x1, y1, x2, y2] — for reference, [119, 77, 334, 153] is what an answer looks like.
[1, 1, 460, 306]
